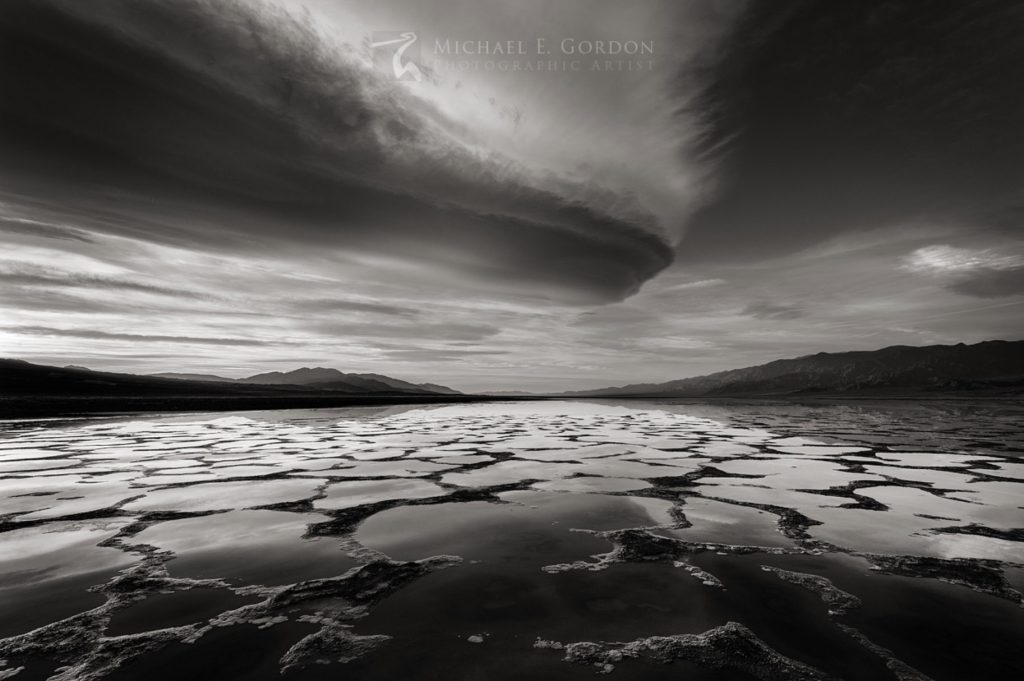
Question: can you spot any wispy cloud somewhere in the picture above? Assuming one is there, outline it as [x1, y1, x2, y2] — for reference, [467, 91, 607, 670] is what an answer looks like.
[902, 245, 1024, 298]
[311, 321, 500, 342]
[901, 245, 1022, 275]
[6, 326, 283, 346]
[378, 348, 510, 363]
[659, 278, 726, 293]
[0, 213, 94, 243]
[947, 269, 1024, 298]
[291, 298, 420, 317]
[743, 301, 803, 320]
[0, 266, 211, 299]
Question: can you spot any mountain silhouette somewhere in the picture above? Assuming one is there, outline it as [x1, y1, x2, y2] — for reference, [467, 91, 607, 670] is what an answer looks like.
[563, 341, 1024, 397]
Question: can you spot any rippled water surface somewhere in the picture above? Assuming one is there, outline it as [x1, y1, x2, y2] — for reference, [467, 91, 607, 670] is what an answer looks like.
[1, 400, 1022, 680]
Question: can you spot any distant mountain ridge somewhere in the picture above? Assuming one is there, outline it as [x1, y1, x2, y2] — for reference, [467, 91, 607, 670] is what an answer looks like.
[563, 340, 1024, 397]
[3, 340, 1021, 411]
[150, 372, 236, 383]
[0, 360, 460, 398]
[151, 366, 460, 394]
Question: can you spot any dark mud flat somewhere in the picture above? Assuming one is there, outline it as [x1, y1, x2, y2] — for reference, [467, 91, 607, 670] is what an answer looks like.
[0, 394, 512, 419]
[1, 401, 1022, 680]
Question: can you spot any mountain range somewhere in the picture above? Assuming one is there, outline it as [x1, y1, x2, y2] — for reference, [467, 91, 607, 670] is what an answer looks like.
[2, 340, 1021, 417]
[562, 340, 1024, 397]
[150, 367, 461, 395]
[0, 360, 460, 400]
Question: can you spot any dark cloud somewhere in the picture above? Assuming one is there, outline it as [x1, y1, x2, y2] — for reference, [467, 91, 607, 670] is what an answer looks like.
[743, 301, 803, 320]
[947, 267, 1024, 298]
[680, 0, 1024, 262]
[984, 204, 1024, 232]
[0, 0, 671, 303]
[8, 326, 282, 346]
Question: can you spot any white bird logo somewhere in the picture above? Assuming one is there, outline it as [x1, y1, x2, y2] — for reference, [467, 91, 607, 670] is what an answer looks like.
[370, 32, 424, 82]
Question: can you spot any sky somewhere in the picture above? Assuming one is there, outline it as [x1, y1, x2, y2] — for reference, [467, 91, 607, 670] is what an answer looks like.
[0, 0, 1022, 392]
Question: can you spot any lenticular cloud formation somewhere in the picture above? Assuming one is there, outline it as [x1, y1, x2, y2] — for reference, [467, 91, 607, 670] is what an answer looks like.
[0, 0, 680, 304]
[1, 0, 1020, 388]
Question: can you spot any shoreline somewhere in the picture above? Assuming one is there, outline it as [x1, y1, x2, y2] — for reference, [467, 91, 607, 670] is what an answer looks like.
[0, 394, 537, 420]
[2, 391, 1020, 420]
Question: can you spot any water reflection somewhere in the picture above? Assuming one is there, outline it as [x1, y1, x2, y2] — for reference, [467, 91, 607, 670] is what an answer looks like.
[1, 399, 1022, 680]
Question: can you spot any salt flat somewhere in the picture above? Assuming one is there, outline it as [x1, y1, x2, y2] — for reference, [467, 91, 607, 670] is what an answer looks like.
[0, 399, 1022, 680]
